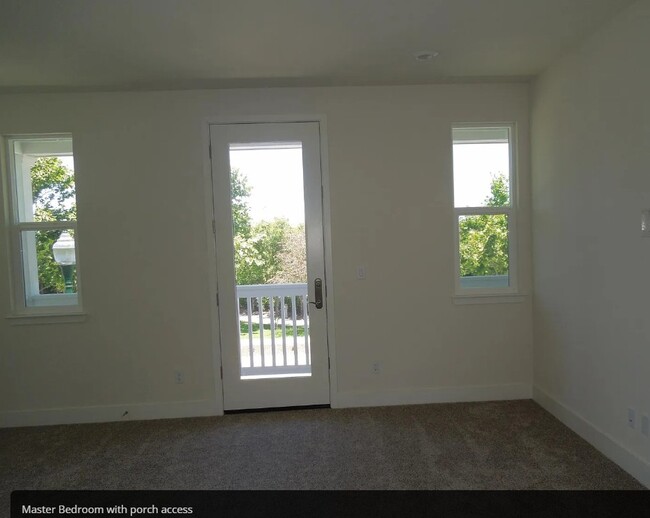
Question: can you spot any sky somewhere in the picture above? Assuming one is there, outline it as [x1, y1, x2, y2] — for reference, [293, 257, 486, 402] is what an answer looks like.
[60, 156, 75, 170]
[229, 147, 305, 225]
[453, 142, 510, 207]
[228, 142, 510, 225]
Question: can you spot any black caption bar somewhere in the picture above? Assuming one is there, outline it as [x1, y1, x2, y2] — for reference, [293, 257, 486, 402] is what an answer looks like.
[11, 490, 650, 518]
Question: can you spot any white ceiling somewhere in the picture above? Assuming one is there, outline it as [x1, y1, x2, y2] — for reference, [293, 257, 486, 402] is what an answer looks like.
[0, 0, 635, 92]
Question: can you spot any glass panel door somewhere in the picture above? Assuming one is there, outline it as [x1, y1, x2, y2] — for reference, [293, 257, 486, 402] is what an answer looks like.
[211, 122, 330, 410]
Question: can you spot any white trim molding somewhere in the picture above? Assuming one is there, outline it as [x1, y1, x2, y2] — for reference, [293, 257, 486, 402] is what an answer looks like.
[453, 294, 526, 305]
[451, 122, 519, 298]
[202, 113, 338, 412]
[0, 399, 221, 428]
[3, 134, 85, 316]
[6, 312, 87, 325]
[534, 385, 650, 488]
[334, 383, 532, 409]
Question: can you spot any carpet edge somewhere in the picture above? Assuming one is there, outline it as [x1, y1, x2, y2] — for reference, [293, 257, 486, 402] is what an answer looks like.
[0, 399, 220, 428]
[533, 385, 650, 489]
[334, 382, 532, 408]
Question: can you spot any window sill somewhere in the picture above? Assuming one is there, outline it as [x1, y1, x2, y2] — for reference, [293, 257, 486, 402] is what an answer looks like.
[6, 311, 87, 325]
[453, 294, 526, 305]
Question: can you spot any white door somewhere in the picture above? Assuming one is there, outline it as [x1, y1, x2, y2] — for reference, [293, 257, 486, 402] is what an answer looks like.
[210, 122, 330, 410]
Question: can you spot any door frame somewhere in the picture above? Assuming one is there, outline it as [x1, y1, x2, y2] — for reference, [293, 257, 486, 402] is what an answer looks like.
[201, 114, 338, 415]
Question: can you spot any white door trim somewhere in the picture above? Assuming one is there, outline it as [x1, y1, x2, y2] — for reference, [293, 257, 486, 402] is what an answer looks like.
[201, 114, 338, 412]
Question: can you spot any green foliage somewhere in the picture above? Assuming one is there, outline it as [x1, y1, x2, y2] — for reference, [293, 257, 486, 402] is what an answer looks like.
[30, 157, 77, 294]
[234, 218, 291, 285]
[485, 173, 509, 207]
[231, 167, 266, 285]
[270, 225, 307, 284]
[230, 168, 252, 238]
[230, 168, 304, 287]
[36, 230, 65, 294]
[458, 173, 509, 277]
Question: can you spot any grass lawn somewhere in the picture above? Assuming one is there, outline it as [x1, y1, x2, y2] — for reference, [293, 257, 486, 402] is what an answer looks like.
[239, 321, 306, 339]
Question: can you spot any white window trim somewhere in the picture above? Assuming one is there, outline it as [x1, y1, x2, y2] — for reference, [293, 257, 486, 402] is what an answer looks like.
[452, 123, 519, 300]
[3, 134, 84, 318]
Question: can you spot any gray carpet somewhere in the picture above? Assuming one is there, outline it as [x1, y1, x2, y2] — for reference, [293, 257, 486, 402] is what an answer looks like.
[0, 400, 643, 507]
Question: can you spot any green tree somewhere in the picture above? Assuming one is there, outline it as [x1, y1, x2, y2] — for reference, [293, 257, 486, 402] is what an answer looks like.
[458, 173, 509, 277]
[230, 168, 252, 238]
[230, 169, 293, 285]
[234, 218, 291, 285]
[229, 168, 309, 290]
[484, 174, 509, 208]
[270, 225, 306, 284]
[30, 157, 77, 294]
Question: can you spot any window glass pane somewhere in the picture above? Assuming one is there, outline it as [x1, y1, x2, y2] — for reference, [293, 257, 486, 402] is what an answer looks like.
[453, 127, 510, 208]
[458, 214, 509, 289]
[21, 229, 78, 306]
[12, 138, 76, 222]
[229, 143, 311, 379]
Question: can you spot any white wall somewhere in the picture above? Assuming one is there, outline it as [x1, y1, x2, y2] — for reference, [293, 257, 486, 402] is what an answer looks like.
[531, 0, 650, 486]
[0, 83, 533, 426]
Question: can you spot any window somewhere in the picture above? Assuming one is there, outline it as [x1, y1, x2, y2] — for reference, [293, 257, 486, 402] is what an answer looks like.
[5, 135, 82, 313]
[452, 125, 516, 294]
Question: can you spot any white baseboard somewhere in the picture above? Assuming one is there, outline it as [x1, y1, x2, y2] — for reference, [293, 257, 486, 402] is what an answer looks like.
[534, 385, 650, 488]
[0, 399, 221, 428]
[0, 383, 530, 427]
[334, 382, 532, 408]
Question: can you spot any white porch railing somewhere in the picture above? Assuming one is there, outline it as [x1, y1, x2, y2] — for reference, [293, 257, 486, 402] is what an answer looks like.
[236, 283, 311, 377]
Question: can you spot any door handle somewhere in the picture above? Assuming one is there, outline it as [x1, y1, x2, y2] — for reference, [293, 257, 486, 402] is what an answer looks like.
[310, 278, 323, 309]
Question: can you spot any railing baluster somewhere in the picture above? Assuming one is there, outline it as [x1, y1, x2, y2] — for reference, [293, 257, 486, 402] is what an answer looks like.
[281, 296, 287, 367]
[292, 295, 299, 366]
[235, 284, 310, 376]
[269, 295, 277, 367]
[302, 294, 310, 366]
[258, 296, 265, 368]
[247, 297, 253, 368]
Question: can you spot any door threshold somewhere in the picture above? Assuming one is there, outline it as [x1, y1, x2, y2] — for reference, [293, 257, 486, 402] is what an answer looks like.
[224, 404, 330, 415]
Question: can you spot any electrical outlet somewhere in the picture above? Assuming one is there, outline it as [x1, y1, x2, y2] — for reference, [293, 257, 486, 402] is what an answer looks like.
[174, 370, 185, 384]
[627, 408, 636, 429]
[357, 266, 366, 280]
[641, 414, 649, 437]
[371, 361, 381, 375]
